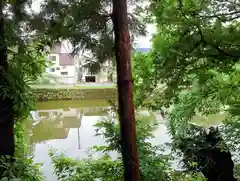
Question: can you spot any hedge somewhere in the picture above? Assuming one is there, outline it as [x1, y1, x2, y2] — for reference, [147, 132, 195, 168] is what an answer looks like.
[33, 88, 117, 101]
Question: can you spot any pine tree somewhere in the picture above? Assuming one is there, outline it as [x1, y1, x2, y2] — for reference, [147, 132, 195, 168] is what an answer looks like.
[112, 0, 140, 180]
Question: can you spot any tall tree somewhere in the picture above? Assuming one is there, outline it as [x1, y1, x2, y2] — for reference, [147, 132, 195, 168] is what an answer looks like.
[33, 2, 144, 179]
[112, 0, 140, 180]
[0, 0, 47, 155]
[0, 0, 14, 156]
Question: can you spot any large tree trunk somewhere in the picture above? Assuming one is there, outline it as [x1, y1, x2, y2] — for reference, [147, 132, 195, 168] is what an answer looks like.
[0, 0, 15, 156]
[112, 0, 140, 181]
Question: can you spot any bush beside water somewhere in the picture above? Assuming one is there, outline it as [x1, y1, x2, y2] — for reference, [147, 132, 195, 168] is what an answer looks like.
[49, 116, 208, 181]
[0, 122, 44, 181]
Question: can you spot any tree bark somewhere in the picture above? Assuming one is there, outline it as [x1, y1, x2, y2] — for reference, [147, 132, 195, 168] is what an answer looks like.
[0, 0, 15, 156]
[112, 0, 140, 181]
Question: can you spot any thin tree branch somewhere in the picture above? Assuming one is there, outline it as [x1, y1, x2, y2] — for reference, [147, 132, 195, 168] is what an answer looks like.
[197, 25, 240, 58]
[196, 11, 240, 19]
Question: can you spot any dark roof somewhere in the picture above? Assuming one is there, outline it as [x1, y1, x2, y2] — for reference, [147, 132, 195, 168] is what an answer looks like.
[59, 53, 75, 66]
[135, 48, 151, 53]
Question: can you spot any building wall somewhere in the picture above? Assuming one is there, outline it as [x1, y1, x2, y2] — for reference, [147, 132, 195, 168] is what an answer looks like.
[60, 66, 76, 77]
[45, 53, 78, 84]
[47, 65, 76, 76]
[45, 49, 113, 84]
[95, 71, 108, 83]
[57, 76, 77, 84]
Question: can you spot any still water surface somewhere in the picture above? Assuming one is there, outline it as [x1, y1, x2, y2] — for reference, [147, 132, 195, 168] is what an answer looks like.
[28, 100, 170, 181]
[28, 100, 226, 180]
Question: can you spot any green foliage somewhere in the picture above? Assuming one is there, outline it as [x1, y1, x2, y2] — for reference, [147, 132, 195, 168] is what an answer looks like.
[173, 125, 230, 169]
[50, 116, 172, 181]
[50, 114, 207, 181]
[166, 67, 240, 136]
[130, 0, 240, 179]
[3, 45, 47, 120]
[50, 151, 123, 181]
[235, 164, 240, 181]
[137, 0, 240, 138]
[2, 1, 48, 112]
[0, 122, 44, 181]
[34, 88, 116, 101]
[31, 0, 146, 73]
[0, 45, 45, 179]
[0, 2, 47, 179]
[132, 52, 163, 108]
[172, 171, 206, 181]
[35, 73, 61, 85]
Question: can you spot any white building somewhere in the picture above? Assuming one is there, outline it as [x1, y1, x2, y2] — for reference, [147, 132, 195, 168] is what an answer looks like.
[45, 41, 114, 84]
[46, 42, 79, 84]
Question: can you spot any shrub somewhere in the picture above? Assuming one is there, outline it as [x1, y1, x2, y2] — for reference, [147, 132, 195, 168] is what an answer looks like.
[50, 115, 172, 181]
[0, 122, 44, 181]
[49, 152, 123, 181]
[49, 113, 211, 181]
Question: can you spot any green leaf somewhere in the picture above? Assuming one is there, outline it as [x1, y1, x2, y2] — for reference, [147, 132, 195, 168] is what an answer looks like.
[0, 177, 8, 181]
[9, 178, 22, 181]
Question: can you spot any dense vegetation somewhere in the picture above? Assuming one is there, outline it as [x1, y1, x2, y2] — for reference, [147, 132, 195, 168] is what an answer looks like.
[0, 2, 48, 179]
[50, 118, 172, 181]
[1, 0, 240, 180]
[50, 0, 240, 180]
[34, 88, 116, 101]
[0, 122, 44, 181]
[0, 42, 46, 180]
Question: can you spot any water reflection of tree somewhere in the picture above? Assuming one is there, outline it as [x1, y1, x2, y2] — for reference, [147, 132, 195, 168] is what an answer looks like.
[31, 109, 84, 144]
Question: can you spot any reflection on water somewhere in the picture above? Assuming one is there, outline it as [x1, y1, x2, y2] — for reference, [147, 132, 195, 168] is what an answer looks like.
[27, 100, 227, 181]
[28, 100, 169, 181]
[32, 116, 110, 181]
[30, 107, 109, 143]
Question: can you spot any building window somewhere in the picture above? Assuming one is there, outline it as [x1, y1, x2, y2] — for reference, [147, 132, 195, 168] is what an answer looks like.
[56, 67, 60, 70]
[49, 68, 55, 72]
[61, 72, 68, 75]
[49, 55, 57, 62]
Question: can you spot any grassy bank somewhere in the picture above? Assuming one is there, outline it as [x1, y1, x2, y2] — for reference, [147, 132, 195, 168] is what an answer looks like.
[33, 87, 117, 101]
